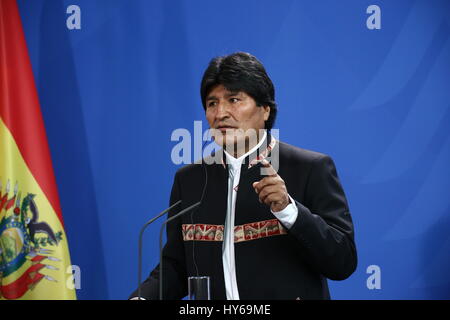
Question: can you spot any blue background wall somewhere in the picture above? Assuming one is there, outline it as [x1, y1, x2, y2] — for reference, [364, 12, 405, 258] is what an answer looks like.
[16, 0, 450, 299]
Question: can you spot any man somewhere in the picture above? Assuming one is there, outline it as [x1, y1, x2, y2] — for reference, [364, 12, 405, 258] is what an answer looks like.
[130, 52, 357, 300]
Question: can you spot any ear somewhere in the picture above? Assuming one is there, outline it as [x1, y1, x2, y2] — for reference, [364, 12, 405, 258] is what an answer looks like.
[263, 106, 270, 121]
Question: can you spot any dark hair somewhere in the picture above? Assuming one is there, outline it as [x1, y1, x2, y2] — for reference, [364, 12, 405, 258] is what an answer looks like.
[200, 52, 277, 130]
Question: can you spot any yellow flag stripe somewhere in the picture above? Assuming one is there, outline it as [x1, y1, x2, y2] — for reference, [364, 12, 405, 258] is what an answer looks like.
[0, 117, 76, 299]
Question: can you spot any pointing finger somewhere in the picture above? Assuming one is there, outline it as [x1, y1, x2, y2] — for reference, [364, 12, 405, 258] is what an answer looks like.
[260, 159, 277, 176]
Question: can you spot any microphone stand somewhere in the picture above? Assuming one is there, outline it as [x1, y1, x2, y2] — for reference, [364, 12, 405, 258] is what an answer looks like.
[159, 201, 201, 300]
[137, 200, 182, 300]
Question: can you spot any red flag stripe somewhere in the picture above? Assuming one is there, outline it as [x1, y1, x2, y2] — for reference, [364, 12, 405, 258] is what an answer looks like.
[0, 0, 64, 226]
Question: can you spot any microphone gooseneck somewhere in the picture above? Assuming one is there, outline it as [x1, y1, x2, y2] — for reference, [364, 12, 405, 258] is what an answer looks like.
[140, 134, 212, 300]
[159, 201, 201, 300]
[137, 200, 182, 300]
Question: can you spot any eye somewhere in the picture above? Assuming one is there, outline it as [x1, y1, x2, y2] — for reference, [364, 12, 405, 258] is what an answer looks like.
[229, 98, 240, 103]
[207, 101, 217, 108]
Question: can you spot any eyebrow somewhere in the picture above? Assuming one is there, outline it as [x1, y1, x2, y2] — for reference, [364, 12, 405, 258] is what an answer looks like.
[206, 91, 241, 101]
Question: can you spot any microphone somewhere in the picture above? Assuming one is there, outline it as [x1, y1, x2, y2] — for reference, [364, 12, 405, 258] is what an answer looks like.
[137, 199, 182, 300]
[159, 201, 201, 300]
[137, 134, 210, 300]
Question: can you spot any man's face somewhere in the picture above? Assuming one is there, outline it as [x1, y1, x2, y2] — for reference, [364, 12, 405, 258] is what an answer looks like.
[205, 84, 270, 152]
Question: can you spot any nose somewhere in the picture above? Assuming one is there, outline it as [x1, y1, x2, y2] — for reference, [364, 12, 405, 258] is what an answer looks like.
[215, 100, 231, 121]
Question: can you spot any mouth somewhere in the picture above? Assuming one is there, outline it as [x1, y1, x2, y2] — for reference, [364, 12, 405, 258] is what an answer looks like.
[215, 126, 236, 132]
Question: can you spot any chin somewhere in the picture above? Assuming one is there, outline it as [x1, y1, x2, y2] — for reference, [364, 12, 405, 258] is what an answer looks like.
[212, 130, 249, 151]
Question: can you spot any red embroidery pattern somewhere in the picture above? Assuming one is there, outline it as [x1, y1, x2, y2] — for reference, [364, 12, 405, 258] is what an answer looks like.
[248, 137, 276, 169]
[182, 224, 224, 242]
[234, 219, 287, 243]
[181, 218, 287, 243]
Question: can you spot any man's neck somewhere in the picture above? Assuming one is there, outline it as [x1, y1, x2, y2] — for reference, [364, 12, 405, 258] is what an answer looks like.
[225, 130, 267, 159]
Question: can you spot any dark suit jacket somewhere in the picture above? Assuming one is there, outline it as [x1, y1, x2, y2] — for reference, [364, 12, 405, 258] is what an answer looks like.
[131, 135, 357, 300]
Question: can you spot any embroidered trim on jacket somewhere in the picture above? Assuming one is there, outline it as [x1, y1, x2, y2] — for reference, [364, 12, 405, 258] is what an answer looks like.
[181, 218, 287, 243]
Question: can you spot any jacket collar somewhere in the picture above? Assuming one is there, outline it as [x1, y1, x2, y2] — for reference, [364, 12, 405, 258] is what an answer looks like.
[220, 131, 277, 172]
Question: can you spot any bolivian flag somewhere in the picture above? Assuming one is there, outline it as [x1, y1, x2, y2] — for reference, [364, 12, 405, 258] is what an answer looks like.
[0, 0, 76, 299]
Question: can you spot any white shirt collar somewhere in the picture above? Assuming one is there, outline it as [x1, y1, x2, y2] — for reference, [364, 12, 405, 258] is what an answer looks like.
[224, 130, 267, 171]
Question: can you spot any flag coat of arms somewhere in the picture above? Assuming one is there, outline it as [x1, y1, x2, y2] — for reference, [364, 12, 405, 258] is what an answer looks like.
[0, 0, 76, 300]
